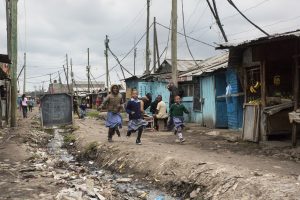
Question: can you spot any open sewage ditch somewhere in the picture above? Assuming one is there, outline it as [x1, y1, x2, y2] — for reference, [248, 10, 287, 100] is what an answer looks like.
[45, 127, 193, 200]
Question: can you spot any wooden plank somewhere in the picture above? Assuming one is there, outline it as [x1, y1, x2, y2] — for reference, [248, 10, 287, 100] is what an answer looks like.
[243, 68, 247, 103]
[260, 61, 266, 107]
[292, 54, 299, 147]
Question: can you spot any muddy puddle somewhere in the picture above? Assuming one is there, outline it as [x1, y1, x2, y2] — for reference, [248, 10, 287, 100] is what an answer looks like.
[47, 128, 176, 200]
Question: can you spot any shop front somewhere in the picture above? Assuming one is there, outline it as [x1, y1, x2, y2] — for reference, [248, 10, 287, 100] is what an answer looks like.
[220, 30, 300, 145]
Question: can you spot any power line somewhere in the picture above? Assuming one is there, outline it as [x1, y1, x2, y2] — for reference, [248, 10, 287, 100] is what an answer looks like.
[110, 2, 147, 40]
[156, 22, 216, 48]
[190, 0, 271, 35]
[26, 69, 64, 79]
[181, 0, 201, 68]
[226, 0, 269, 36]
[94, 23, 153, 79]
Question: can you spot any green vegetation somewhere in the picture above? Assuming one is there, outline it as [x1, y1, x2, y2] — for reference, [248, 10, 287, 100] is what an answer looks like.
[87, 110, 99, 118]
[63, 134, 76, 144]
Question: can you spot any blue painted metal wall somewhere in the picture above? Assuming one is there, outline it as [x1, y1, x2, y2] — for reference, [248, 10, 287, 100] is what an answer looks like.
[226, 68, 244, 129]
[201, 76, 216, 128]
[181, 97, 203, 124]
[215, 72, 228, 128]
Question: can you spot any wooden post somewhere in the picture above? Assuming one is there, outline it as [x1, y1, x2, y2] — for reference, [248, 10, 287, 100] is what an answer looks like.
[105, 36, 109, 95]
[260, 61, 266, 107]
[23, 52, 26, 94]
[292, 55, 299, 147]
[171, 0, 178, 86]
[243, 67, 247, 103]
[9, 0, 18, 127]
[153, 17, 157, 72]
[145, 0, 150, 74]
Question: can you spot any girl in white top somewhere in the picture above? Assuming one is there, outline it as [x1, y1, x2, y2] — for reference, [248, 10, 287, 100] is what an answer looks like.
[21, 94, 28, 118]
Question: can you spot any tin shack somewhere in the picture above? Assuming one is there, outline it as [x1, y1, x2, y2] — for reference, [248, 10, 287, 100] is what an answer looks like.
[218, 30, 300, 144]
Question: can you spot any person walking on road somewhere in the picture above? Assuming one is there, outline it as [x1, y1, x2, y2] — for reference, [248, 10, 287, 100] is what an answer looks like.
[73, 97, 80, 118]
[79, 100, 87, 119]
[169, 95, 189, 143]
[21, 94, 28, 118]
[28, 99, 34, 112]
[101, 85, 124, 142]
[126, 89, 148, 145]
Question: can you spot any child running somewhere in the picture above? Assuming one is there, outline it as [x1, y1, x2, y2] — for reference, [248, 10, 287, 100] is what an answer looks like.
[101, 85, 124, 142]
[169, 95, 189, 143]
[126, 89, 148, 145]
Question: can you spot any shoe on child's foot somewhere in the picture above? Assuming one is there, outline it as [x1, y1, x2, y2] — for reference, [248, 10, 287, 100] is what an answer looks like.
[116, 131, 121, 137]
[136, 139, 142, 145]
[174, 130, 177, 135]
[108, 138, 113, 142]
[180, 138, 185, 143]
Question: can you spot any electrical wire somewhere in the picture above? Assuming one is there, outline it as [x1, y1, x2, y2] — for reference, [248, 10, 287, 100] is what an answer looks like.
[94, 23, 153, 79]
[157, 22, 216, 48]
[226, 0, 269, 36]
[181, 0, 201, 69]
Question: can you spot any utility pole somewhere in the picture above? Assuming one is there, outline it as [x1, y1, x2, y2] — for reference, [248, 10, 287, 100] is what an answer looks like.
[145, 0, 150, 74]
[134, 41, 137, 76]
[154, 17, 160, 69]
[105, 36, 109, 95]
[153, 17, 157, 73]
[87, 48, 90, 93]
[8, 0, 18, 127]
[23, 52, 26, 94]
[171, 0, 178, 86]
[70, 58, 74, 93]
[65, 54, 70, 93]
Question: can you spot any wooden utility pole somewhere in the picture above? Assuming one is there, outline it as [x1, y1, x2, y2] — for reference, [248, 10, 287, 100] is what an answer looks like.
[70, 58, 74, 93]
[155, 18, 160, 69]
[66, 54, 69, 87]
[8, 0, 18, 127]
[171, 0, 178, 86]
[23, 52, 26, 94]
[87, 48, 90, 93]
[153, 17, 160, 72]
[145, 0, 150, 74]
[134, 41, 137, 76]
[153, 17, 157, 72]
[105, 36, 109, 94]
[292, 54, 299, 147]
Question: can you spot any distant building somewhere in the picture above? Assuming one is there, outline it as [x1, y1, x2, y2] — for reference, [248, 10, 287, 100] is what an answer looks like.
[48, 80, 70, 94]
[73, 81, 105, 96]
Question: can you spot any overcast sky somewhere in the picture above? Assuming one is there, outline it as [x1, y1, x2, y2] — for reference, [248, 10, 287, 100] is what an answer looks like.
[1, 0, 300, 92]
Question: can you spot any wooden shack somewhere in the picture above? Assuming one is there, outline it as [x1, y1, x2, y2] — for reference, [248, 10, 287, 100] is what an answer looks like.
[219, 30, 300, 145]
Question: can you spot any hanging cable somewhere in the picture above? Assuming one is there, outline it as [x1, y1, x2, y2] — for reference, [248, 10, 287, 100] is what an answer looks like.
[157, 22, 216, 48]
[94, 23, 153, 79]
[227, 0, 269, 36]
[181, 0, 201, 69]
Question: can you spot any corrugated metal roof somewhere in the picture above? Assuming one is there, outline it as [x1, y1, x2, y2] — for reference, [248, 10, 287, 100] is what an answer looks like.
[164, 59, 202, 71]
[218, 29, 300, 49]
[179, 52, 228, 77]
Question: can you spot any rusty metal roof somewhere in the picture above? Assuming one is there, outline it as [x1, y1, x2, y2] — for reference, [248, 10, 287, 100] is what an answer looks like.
[179, 52, 229, 77]
[217, 29, 300, 49]
[164, 59, 203, 72]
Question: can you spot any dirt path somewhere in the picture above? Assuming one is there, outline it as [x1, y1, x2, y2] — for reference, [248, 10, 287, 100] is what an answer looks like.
[74, 116, 300, 199]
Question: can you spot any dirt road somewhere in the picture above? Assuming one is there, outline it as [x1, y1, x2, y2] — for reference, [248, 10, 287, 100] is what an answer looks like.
[74, 115, 300, 199]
